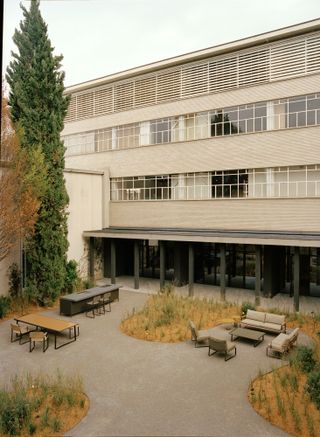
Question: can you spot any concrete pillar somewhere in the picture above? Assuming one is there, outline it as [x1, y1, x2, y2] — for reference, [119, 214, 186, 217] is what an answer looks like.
[160, 241, 165, 289]
[294, 247, 300, 312]
[110, 240, 116, 284]
[255, 245, 261, 306]
[89, 237, 95, 282]
[188, 243, 194, 297]
[134, 241, 139, 290]
[220, 244, 226, 301]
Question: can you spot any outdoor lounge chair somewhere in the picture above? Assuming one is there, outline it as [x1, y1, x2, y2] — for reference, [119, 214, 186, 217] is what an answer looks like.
[266, 327, 299, 358]
[188, 320, 210, 347]
[10, 323, 33, 345]
[29, 331, 49, 352]
[208, 337, 237, 361]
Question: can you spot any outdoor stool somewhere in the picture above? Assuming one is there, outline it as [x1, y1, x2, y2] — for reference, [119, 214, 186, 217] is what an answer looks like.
[85, 296, 103, 318]
[10, 323, 33, 345]
[29, 331, 49, 352]
[99, 292, 112, 314]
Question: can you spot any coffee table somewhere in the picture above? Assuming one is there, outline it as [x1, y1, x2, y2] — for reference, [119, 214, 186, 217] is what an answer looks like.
[229, 327, 265, 347]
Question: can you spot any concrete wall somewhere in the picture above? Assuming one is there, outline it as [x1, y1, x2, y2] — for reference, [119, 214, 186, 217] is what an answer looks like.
[0, 246, 19, 296]
[65, 126, 320, 177]
[109, 198, 320, 233]
[64, 170, 104, 275]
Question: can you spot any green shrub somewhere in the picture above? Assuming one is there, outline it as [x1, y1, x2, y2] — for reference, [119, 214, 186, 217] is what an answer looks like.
[154, 301, 176, 327]
[51, 417, 61, 432]
[290, 346, 316, 373]
[40, 406, 50, 428]
[82, 278, 94, 290]
[64, 260, 79, 294]
[28, 422, 37, 435]
[306, 369, 320, 409]
[0, 295, 11, 319]
[159, 283, 174, 295]
[241, 301, 256, 316]
[0, 391, 31, 436]
[8, 263, 21, 298]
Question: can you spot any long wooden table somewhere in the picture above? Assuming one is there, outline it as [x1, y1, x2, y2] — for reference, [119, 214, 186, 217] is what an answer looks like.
[14, 314, 79, 349]
[59, 285, 120, 316]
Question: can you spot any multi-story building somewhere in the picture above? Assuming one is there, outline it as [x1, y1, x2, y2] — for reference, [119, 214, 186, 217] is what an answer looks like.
[62, 19, 320, 311]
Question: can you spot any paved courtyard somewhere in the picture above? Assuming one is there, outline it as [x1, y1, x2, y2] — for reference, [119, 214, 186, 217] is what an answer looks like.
[0, 289, 311, 437]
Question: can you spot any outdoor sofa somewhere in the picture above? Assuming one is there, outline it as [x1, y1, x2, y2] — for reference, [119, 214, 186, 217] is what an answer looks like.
[240, 309, 286, 334]
[266, 327, 299, 357]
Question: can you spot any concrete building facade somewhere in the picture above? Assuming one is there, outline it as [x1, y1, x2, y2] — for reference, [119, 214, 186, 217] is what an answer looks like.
[61, 19, 320, 311]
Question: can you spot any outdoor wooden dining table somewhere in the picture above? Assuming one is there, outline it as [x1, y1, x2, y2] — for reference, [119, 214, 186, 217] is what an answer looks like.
[14, 314, 79, 349]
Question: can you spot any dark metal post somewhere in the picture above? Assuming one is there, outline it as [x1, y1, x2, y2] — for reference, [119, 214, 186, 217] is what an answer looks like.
[255, 245, 261, 306]
[89, 237, 95, 282]
[111, 240, 116, 284]
[220, 244, 226, 301]
[134, 240, 139, 289]
[294, 246, 300, 312]
[188, 243, 194, 297]
[160, 241, 165, 289]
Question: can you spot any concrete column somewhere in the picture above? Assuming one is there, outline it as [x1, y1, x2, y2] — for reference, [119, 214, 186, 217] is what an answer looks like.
[220, 244, 226, 301]
[111, 240, 116, 284]
[134, 241, 140, 290]
[89, 237, 95, 282]
[294, 247, 300, 312]
[188, 243, 194, 297]
[255, 245, 261, 306]
[160, 241, 165, 289]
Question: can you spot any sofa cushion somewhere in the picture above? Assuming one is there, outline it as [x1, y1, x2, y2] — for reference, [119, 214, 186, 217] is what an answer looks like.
[271, 334, 290, 351]
[263, 322, 283, 332]
[265, 313, 286, 325]
[241, 319, 265, 328]
[288, 327, 299, 340]
[246, 310, 266, 322]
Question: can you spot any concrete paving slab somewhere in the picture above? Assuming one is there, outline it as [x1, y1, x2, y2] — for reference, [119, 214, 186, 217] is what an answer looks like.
[0, 290, 309, 436]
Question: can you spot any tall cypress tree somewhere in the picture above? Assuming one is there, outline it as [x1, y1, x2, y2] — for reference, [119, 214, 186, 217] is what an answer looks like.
[6, 0, 70, 305]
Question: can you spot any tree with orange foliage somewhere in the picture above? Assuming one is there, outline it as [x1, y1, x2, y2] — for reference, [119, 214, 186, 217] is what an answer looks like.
[0, 93, 47, 263]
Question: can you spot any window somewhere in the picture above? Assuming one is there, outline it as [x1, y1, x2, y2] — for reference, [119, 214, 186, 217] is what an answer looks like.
[150, 118, 171, 144]
[117, 123, 139, 149]
[95, 128, 112, 151]
[111, 166, 320, 202]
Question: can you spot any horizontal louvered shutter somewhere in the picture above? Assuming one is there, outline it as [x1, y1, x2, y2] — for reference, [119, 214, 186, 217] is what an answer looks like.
[181, 62, 208, 98]
[239, 49, 269, 86]
[135, 75, 156, 107]
[114, 81, 134, 111]
[156, 69, 181, 103]
[307, 33, 320, 73]
[209, 56, 238, 92]
[94, 86, 113, 115]
[270, 38, 306, 80]
[76, 92, 94, 119]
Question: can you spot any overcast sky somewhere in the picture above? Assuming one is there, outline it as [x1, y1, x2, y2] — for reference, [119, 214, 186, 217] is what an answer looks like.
[3, 0, 320, 88]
